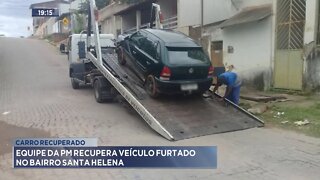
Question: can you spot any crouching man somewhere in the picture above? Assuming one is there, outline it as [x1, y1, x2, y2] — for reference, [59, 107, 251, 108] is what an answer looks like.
[213, 72, 242, 105]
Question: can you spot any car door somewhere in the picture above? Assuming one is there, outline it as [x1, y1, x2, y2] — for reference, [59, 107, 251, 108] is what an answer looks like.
[138, 37, 160, 75]
[125, 32, 148, 80]
[129, 31, 150, 71]
[128, 32, 143, 65]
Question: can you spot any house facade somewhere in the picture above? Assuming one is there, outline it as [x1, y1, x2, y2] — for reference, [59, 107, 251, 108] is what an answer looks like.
[99, 0, 275, 90]
[176, 0, 320, 91]
[28, 0, 320, 90]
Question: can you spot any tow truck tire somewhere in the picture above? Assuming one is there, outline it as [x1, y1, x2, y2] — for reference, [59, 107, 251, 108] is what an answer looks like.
[94, 79, 104, 103]
[145, 75, 159, 98]
[93, 78, 114, 103]
[117, 48, 126, 65]
[71, 78, 80, 89]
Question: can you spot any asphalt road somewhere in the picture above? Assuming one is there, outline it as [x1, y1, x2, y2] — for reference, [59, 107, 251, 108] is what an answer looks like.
[0, 37, 319, 180]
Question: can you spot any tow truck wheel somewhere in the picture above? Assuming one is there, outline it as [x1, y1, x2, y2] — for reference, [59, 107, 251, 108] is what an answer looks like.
[145, 75, 159, 98]
[71, 78, 80, 89]
[94, 79, 104, 103]
[117, 48, 126, 65]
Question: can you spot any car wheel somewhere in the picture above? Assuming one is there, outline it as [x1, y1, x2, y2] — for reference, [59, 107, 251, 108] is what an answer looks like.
[145, 75, 159, 98]
[117, 48, 126, 65]
[94, 79, 103, 103]
[71, 78, 80, 89]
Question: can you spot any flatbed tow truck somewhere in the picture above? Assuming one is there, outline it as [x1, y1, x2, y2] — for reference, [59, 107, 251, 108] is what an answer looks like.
[69, 0, 264, 141]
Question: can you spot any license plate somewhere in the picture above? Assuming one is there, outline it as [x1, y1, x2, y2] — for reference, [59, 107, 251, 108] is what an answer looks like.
[181, 84, 198, 91]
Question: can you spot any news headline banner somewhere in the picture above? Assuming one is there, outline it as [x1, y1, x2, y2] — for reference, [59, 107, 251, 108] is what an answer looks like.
[13, 146, 217, 168]
[13, 138, 97, 147]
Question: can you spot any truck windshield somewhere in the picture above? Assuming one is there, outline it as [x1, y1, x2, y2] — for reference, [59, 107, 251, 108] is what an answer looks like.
[167, 47, 210, 65]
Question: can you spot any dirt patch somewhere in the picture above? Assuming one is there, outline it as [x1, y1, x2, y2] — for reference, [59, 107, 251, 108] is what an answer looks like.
[239, 89, 320, 138]
[0, 121, 50, 155]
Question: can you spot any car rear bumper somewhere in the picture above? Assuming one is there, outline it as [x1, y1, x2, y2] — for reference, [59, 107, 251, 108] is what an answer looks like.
[155, 78, 212, 94]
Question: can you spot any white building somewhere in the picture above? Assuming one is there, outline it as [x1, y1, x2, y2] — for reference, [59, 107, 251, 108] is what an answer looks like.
[99, 0, 320, 91]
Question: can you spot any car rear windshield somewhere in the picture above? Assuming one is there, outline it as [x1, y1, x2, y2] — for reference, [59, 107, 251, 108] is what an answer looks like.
[167, 47, 210, 65]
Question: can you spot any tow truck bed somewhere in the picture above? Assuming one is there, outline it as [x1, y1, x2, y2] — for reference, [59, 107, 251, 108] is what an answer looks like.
[101, 50, 263, 140]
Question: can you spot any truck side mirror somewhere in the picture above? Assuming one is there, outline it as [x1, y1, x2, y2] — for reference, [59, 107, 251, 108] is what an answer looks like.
[60, 43, 66, 53]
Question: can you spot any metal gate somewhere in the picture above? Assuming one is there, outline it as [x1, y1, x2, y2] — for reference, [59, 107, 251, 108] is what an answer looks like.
[274, 0, 306, 90]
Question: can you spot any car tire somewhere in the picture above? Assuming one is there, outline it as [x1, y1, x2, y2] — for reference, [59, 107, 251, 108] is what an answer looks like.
[93, 79, 104, 103]
[71, 78, 80, 89]
[145, 75, 159, 98]
[117, 48, 126, 65]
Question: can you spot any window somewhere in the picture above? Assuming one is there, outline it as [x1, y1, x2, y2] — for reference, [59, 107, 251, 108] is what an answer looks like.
[130, 32, 160, 60]
[167, 47, 210, 65]
[276, 0, 306, 49]
[140, 38, 159, 60]
[130, 32, 144, 46]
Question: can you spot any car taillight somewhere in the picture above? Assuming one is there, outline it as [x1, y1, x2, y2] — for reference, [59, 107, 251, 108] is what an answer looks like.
[208, 66, 214, 78]
[160, 66, 171, 81]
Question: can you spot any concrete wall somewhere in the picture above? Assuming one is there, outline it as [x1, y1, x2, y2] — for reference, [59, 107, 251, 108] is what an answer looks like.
[304, 0, 318, 45]
[115, 16, 123, 35]
[203, 0, 236, 25]
[59, 3, 70, 15]
[122, 10, 136, 31]
[178, 0, 201, 27]
[53, 21, 59, 33]
[305, 45, 320, 90]
[230, 0, 272, 10]
[178, 0, 272, 27]
[140, 9, 150, 25]
[46, 17, 56, 35]
[100, 2, 132, 21]
[221, 17, 273, 90]
[303, 0, 320, 90]
[101, 17, 113, 34]
[158, 0, 177, 19]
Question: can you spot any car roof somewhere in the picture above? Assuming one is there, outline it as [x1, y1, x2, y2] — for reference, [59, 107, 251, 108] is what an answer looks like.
[142, 29, 201, 48]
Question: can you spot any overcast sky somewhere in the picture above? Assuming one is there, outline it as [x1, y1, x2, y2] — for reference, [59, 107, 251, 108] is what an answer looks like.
[0, 0, 46, 37]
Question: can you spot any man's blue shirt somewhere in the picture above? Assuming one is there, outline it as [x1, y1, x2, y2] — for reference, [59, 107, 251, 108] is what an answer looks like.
[218, 72, 240, 87]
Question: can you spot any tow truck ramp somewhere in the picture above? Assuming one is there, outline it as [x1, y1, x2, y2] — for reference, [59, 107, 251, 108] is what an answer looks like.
[89, 49, 264, 141]
[87, 0, 264, 141]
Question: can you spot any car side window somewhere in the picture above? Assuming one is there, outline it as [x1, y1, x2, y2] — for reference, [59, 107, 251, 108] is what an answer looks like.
[140, 38, 158, 60]
[130, 32, 144, 46]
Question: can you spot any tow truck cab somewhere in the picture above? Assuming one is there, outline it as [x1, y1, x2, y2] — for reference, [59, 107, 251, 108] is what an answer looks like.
[67, 34, 115, 90]
[67, 34, 115, 64]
